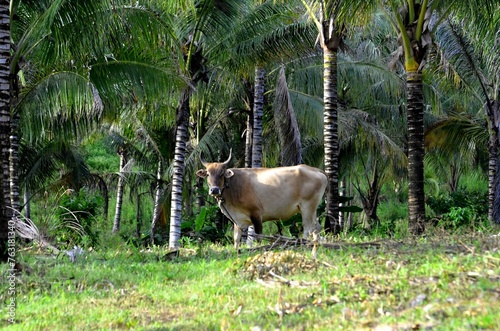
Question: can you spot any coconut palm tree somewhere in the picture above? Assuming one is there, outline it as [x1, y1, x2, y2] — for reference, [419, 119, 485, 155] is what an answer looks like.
[7, 0, 183, 246]
[299, 0, 378, 234]
[425, 10, 499, 222]
[112, 144, 129, 234]
[0, 0, 11, 262]
[381, 0, 498, 233]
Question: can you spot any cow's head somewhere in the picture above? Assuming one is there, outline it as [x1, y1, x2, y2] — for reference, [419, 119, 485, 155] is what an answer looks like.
[196, 149, 234, 197]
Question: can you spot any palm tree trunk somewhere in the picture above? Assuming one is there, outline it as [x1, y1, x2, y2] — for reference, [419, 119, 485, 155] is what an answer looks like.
[169, 89, 190, 249]
[251, 67, 264, 168]
[247, 67, 265, 245]
[406, 72, 426, 234]
[23, 188, 30, 220]
[9, 113, 20, 216]
[487, 97, 500, 224]
[151, 159, 164, 244]
[112, 147, 126, 233]
[323, 48, 340, 234]
[0, 2, 11, 262]
[245, 113, 253, 168]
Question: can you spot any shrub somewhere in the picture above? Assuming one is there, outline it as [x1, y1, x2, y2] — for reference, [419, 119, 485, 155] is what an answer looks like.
[427, 188, 489, 231]
[181, 205, 231, 244]
[55, 188, 103, 248]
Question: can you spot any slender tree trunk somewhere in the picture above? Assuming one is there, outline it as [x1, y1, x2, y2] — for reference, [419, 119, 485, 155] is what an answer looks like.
[488, 110, 499, 223]
[169, 90, 190, 249]
[0, 2, 11, 262]
[406, 72, 426, 234]
[23, 188, 30, 220]
[339, 180, 345, 228]
[245, 113, 253, 168]
[151, 159, 164, 244]
[487, 92, 500, 223]
[251, 67, 264, 168]
[323, 48, 340, 234]
[195, 176, 205, 210]
[136, 193, 143, 238]
[112, 147, 126, 233]
[358, 169, 381, 227]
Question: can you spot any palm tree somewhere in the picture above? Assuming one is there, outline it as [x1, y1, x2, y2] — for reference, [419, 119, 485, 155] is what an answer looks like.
[381, 0, 434, 234]
[300, 0, 377, 234]
[112, 144, 128, 234]
[165, 0, 245, 249]
[426, 9, 499, 221]
[0, 0, 11, 262]
[381, 0, 498, 233]
[7, 0, 184, 247]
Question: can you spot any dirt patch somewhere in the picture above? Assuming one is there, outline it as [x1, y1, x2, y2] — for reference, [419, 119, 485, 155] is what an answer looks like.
[241, 250, 319, 280]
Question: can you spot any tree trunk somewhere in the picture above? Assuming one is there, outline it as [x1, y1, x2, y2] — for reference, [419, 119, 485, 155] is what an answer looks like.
[195, 176, 205, 210]
[151, 159, 164, 244]
[488, 106, 499, 223]
[169, 90, 190, 249]
[406, 72, 426, 234]
[0, 2, 11, 262]
[246, 67, 265, 245]
[136, 192, 142, 238]
[359, 170, 381, 227]
[112, 147, 126, 233]
[323, 47, 340, 234]
[245, 113, 253, 168]
[23, 188, 30, 220]
[251, 67, 264, 168]
[9, 113, 20, 216]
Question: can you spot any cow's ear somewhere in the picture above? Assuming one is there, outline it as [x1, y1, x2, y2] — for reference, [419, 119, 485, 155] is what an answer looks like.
[224, 169, 234, 178]
[196, 169, 208, 178]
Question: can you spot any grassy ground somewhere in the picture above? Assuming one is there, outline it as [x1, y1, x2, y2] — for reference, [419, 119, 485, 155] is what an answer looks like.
[2, 230, 500, 330]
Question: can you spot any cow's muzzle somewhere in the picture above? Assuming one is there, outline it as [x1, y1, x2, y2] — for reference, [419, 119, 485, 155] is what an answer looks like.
[209, 186, 222, 196]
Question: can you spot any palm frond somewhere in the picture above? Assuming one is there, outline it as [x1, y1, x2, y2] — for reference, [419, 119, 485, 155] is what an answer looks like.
[424, 111, 488, 158]
[273, 65, 302, 166]
[17, 71, 103, 144]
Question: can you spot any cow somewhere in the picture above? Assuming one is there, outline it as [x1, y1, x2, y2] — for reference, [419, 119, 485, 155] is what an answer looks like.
[196, 150, 328, 249]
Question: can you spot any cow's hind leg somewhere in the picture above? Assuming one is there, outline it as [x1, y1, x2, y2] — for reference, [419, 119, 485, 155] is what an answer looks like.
[299, 202, 322, 238]
[247, 217, 263, 247]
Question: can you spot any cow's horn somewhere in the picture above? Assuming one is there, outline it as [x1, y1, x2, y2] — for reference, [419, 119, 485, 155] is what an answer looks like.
[199, 151, 209, 167]
[222, 149, 232, 166]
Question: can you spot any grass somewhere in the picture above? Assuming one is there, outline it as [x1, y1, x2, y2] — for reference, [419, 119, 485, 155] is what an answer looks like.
[2, 230, 500, 330]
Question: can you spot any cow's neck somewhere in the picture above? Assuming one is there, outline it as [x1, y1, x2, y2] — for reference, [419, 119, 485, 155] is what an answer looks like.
[215, 178, 230, 204]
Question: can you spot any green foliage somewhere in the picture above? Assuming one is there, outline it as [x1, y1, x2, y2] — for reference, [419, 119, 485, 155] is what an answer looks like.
[82, 136, 119, 173]
[427, 189, 489, 231]
[55, 188, 103, 248]
[181, 205, 231, 244]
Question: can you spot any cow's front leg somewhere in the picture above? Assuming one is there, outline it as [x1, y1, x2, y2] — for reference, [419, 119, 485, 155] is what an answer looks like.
[233, 224, 243, 250]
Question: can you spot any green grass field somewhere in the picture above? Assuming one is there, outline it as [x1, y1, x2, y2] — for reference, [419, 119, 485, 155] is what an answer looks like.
[2, 231, 500, 330]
